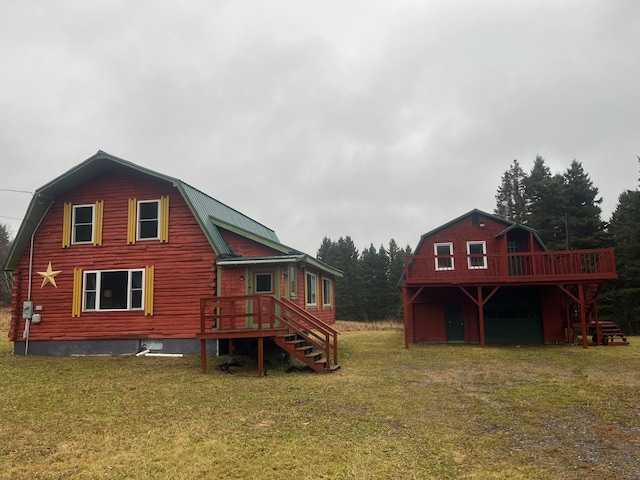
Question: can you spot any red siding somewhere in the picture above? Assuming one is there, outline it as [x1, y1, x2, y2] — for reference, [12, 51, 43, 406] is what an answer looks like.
[10, 167, 216, 341]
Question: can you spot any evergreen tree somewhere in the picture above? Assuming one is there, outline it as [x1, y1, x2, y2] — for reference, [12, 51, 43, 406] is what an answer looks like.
[360, 244, 390, 320]
[600, 158, 640, 333]
[0, 223, 12, 305]
[561, 160, 607, 249]
[495, 159, 528, 224]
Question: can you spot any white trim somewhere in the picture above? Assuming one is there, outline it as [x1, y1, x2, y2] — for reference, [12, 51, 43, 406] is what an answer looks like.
[434, 242, 454, 271]
[136, 199, 160, 241]
[71, 204, 95, 244]
[322, 276, 332, 307]
[306, 272, 317, 306]
[82, 268, 145, 311]
[466, 241, 488, 269]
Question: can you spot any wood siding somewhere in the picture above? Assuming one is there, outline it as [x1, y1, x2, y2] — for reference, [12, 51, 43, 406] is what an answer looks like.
[10, 167, 217, 342]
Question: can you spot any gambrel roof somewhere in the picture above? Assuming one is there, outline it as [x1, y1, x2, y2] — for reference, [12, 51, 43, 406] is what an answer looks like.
[3, 151, 330, 272]
[413, 208, 548, 253]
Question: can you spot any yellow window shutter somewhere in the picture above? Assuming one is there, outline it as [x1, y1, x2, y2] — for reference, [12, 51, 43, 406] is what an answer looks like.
[160, 195, 169, 243]
[144, 265, 155, 316]
[72, 268, 83, 317]
[94, 200, 104, 246]
[62, 202, 72, 248]
[127, 198, 137, 245]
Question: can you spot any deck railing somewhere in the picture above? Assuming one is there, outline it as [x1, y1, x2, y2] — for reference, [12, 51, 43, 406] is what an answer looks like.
[404, 248, 617, 285]
[199, 295, 339, 368]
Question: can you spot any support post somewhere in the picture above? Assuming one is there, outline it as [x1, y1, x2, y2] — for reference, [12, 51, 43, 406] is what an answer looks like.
[579, 284, 588, 349]
[478, 286, 486, 348]
[200, 339, 207, 373]
[258, 337, 264, 377]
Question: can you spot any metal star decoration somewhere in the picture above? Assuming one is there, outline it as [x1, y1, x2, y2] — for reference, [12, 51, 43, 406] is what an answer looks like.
[38, 262, 62, 288]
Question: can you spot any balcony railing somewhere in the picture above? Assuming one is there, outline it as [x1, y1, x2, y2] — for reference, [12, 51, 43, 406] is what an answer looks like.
[404, 248, 617, 285]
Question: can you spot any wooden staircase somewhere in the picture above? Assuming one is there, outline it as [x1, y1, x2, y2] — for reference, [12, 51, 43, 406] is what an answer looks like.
[591, 321, 629, 346]
[197, 295, 340, 375]
[274, 332, 340, 373]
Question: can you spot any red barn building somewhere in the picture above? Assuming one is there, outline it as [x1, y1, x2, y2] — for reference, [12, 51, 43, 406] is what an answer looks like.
[3, 151, 341, 371]
[401, 209, 625, 348]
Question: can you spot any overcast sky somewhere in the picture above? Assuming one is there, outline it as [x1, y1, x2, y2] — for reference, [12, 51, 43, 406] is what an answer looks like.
[1, 1, 638, 256]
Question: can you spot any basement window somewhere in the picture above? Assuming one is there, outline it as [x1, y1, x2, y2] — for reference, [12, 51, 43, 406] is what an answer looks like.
[83, 269, 145, 311]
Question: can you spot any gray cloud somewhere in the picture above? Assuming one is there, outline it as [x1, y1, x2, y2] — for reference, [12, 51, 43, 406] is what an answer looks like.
[1, 0, 638, 255]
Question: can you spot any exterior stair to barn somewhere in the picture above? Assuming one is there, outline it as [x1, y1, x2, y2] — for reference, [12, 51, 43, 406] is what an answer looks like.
[196, 295, 340, 375]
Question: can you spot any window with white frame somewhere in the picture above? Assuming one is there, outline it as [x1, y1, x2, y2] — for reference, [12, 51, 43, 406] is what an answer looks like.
[254, 272, 273, 293]
[83, 269, 144, 311]
[467, 241, 487, 269]
[322, 277, 332, 307]
[137, 200, 160, 240]
[434, 242, 454, 271]
[289, 265, 297, 297]
[306, 272, 317, 306]
[72, 205, 95, 244]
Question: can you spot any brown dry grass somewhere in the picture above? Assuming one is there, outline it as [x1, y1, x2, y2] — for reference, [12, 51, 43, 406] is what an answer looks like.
[1, 307, 639, 479]
[0, 306, 9, 333]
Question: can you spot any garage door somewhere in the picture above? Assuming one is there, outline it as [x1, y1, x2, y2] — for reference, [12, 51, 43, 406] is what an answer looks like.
[484, 307, 542, 344]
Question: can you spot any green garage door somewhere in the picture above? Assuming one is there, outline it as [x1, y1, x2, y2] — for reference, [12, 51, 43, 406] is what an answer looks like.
[484, 307, 542, 344]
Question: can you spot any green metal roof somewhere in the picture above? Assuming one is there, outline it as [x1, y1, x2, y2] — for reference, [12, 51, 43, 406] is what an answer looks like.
[3, 151, 332, 273]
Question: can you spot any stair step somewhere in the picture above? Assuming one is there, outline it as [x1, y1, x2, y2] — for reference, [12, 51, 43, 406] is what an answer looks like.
[324, 364, 341, 372]
[295, 345, 313, 352]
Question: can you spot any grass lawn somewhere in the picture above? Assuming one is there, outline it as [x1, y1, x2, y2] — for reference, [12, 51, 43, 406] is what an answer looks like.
[1, 309, 639, 479]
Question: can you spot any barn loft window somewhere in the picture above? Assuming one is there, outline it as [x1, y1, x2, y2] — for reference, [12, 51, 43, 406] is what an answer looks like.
[83, 269, 145, 311]
[434, 243, 454, 271]
[306, 272, 317, 306]
[467, 241, 487, 269]
[254, 272, 273, 293]
[72, 205, 95, 244]
[322, 277, 332, 307]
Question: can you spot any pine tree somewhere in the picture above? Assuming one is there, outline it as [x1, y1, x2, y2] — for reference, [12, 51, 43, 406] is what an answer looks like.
[495, 159, 528, 224]
[0, 223, 12, 305]
[562, 160, 607, 249]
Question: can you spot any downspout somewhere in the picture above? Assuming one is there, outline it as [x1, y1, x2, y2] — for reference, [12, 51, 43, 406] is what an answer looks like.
[24, 199, 53, 355]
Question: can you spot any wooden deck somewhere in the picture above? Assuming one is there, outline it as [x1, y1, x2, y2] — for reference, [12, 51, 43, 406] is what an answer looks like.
[404, 248, 617, 286]
[197, 295, 339, 376]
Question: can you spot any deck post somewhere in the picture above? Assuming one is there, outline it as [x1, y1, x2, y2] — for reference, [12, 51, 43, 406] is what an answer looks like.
[579, 284, 588, 349]
[257, 337, 264, 377]
[478, 286, 486, 348]
[200, 339, 207, 373]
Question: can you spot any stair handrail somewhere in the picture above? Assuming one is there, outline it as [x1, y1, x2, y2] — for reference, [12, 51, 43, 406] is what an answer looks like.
[270, 296, 339, 369]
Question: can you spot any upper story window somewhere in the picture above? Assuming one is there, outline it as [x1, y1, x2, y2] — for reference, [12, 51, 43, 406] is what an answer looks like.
[83, 269, 145, 311]
[322, 277, 332, 307]
[72, 205, 95, 244]
[137, 200, 160, 240]
[306, 272, 317, 306]
[128, 196, 169, 244]
[254, 272, 273, 293]
[467, 241, 487, 269]
[434, 242, 454, 271]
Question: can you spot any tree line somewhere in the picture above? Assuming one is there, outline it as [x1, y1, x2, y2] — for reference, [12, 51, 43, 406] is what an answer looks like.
[0, 224, 12, 306]
[315, 156, 640, 332]
[316, 237, 411, 322]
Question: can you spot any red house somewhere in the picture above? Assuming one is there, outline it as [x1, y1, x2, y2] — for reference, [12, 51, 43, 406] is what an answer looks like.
[401, 209, 625, 348]
[3, 151, 341, 371]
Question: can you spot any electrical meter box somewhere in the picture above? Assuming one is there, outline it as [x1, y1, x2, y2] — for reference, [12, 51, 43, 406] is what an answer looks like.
[23, 301, 34, 319]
